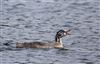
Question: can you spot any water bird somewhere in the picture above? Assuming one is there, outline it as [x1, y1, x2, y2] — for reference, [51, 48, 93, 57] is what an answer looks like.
[16, 29, 71, 48]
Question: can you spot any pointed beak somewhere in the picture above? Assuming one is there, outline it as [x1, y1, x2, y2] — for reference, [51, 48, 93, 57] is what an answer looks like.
[67, 32, 71, 35]
[64, 29, 71, 35]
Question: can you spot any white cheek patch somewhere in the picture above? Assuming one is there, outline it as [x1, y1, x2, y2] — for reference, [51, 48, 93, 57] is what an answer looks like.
[64, 33, 67, 35]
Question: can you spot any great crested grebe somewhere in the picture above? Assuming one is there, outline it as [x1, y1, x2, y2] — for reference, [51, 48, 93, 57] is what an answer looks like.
[16, 29, 71, 48]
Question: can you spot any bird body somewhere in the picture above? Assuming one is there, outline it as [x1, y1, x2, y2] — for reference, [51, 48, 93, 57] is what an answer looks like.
[16, 29, 70, 48]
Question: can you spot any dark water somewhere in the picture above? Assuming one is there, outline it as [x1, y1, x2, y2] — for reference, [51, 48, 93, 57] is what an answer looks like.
[0, 0, 100, 64]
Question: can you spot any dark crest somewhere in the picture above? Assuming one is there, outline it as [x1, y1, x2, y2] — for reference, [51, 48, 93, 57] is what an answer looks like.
[56, 29, 71, 38]
[56, 30, 66, 38]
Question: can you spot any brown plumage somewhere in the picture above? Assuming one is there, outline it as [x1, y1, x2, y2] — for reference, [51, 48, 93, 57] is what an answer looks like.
[16, 29, 71, 48]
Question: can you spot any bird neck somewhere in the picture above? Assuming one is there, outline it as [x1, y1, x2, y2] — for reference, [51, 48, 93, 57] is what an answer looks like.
[54, 35, 63, 48]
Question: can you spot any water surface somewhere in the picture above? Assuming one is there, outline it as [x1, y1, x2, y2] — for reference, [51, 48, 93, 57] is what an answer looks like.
[0, 0, 100, 64]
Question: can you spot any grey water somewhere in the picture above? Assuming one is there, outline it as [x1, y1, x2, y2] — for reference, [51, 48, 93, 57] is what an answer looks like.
[0, 0, 100, 64]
